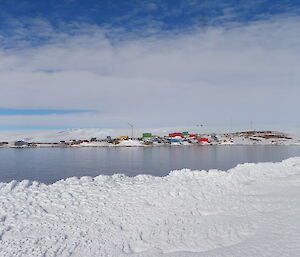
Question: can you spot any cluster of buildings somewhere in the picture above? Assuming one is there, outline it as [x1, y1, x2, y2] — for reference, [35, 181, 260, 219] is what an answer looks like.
[140, 132, 216, 145]
[92, 131, 214, 145]
[65, 131, 220, 146]
[0, 131, 222, 148]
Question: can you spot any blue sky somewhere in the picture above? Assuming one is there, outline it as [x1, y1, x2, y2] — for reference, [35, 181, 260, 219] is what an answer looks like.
[0, 0, 300, 130]
[0, 109, 93, 115]
[1, 0, 299, 28]
[1, 0, 300, 47]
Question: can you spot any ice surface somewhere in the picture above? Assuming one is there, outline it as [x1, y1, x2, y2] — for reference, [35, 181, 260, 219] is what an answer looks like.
[0, 158, 300, 256]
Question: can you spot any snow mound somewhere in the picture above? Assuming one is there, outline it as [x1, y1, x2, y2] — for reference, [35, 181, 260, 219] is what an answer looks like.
[79, 141, 110, 147]
[1, 158, 300, 257]
[117, 139, 144, 147]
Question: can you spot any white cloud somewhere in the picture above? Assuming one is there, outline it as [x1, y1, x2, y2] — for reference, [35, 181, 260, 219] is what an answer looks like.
[0, 15, 299, 128]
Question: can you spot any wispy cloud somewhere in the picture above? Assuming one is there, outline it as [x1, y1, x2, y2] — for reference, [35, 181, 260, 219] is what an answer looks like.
[0, 14, 299, 128]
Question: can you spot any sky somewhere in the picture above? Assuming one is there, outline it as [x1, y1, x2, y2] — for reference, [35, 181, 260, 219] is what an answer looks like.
[0, 0, 300, 130]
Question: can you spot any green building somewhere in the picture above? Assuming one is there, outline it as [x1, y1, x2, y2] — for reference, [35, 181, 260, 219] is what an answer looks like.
[142, 133, 152, 138]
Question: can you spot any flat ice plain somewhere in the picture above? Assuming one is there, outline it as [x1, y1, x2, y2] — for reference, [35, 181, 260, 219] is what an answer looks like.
[1, 158, 300, 257]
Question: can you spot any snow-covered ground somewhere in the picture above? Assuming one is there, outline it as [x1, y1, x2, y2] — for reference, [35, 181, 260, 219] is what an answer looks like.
[77, 141, 110, 147]
[116, 139, 144, 147]
[1, 158, 300, 256]
[212, 130, 300, 145]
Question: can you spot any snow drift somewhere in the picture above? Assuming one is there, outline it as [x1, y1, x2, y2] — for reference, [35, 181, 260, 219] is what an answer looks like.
[1, 158, 300, 257]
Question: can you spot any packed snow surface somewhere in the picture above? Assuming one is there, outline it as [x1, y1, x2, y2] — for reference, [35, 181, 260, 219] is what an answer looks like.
[1, 158, 300, 257]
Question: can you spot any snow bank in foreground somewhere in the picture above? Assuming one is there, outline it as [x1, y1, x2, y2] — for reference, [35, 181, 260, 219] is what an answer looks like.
[1, 158, 300, 257]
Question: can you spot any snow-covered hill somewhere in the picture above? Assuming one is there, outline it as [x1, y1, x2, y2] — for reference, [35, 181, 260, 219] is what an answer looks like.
[0, 127, 299, 144]
[0, 128, 175, 142]
[0, 128, 116, 142]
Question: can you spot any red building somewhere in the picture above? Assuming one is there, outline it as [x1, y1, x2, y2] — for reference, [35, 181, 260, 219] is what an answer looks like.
[169, 133, 183, 137]
[198, 137, 209, 142]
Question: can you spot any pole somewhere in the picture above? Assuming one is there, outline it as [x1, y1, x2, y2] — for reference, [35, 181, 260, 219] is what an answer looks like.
[128, 123, 133, 139]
